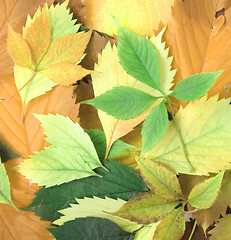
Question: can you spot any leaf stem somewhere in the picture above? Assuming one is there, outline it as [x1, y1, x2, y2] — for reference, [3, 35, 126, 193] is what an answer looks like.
[188, 220, 197, 240]
[166, 97, 194, 172]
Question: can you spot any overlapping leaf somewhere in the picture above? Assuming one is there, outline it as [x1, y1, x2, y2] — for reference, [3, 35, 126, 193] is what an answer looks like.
[7, 2, 91, 106]
[144, 96, 231, 175]
[24, 160, 148, 222]
[19, 114, 103, 187]
[84, 0, 174, 36]
[54, 197, 141, 232]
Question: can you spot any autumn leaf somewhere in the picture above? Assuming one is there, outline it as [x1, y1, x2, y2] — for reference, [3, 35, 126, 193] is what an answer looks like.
[54, 196, 141, 233]
[144, 96, 231, 175]
[165, 0, 231, 103]
[0, 140, 20, 162]
[84, 0, 174, 36]
[134, 222, 160, 240]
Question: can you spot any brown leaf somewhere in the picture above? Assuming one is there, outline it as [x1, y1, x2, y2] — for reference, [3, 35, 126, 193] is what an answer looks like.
[165, 0, 231, 103]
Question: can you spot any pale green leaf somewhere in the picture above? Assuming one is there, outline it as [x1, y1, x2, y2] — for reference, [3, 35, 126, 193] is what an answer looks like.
[54, 197, 141, 233]
[111, 192, 180, 224]
[0, 161, 17, 210]
[117, 23, 161, 92]
[144, 96, 231, 175]
[141, 101, 168, 155]
[85, 86, 158, 120]
[134, 222, 160, 240]
[209, 214, 231, 240]
[137, 159, 182, 200]
[19, 146, 98, 188]
[188, 169, 225, 209]
[171, 72, 223, 101]
[153, 207, 185, 240]
[34, 114, 102, 169]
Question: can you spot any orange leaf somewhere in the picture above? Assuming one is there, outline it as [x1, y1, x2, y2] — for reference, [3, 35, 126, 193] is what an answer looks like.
[24, 8, 51, 66]
[41, 63, 92, 86]
[165, 0, 231, 103]
[42, 31, 92, 67]
[7, 24, 33, 68]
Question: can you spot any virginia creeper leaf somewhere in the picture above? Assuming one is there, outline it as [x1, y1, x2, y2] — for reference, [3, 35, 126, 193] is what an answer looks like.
[111, 192, 180, 224]
[34, 114, 103, 169]
[84, 86, 158, 120]
[24, 160, 148, 222]
[188, 169, 225, 209]
[49, 217, 136, 240]
[7, 24, 32, 69]
[141, 101, 168, 155]
[0, 140, 20, 163]
[54, 197, 141, 233]
[134, 222, 160, 240]
[24, 8, 51, 65]
[117, 23, 161, 92]
[137, 159, 182, 200]
[153, 207, 185, 240]
[0, 161, 17, 210]
[144, 96, 231, 175]
[209, 214, 231, 240]
[170, 71, 223, 101]
[19, 146, 98, 187]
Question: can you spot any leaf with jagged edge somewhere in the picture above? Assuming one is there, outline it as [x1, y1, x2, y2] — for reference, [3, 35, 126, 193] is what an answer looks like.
[49, 217, 136, 240]
[11, 2, 90, 107]
[0, 160, 17, 211]
[84, 0, 174, 36]
[110, 192, 181, 224]
[209, 214, 231, 240]
[53, 197, 142, 233]
[153, 207, 185, 240]
[137, 159, 182, 200]
[134, 222, 160, 240]
[188, 169, 225, 209]
[91, 27, 172, 156]
[144, 96, 231, 175]
[23, 160, 148, 222]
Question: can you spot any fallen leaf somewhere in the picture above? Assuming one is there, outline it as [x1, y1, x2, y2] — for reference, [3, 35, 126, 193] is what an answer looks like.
[165, 0, 231, 103]
[84, 0, 174, 36]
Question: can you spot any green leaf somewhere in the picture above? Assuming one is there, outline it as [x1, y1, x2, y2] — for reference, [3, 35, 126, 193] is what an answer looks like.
[144, 96, 231, 175]
[54, 197, 142, 233]
[117, 23, 161, 92]
[170, 72, 223, 101]
[34, 114, 102, 169]
[153, 207, 185, 240]
[141, 101, 168, 155]
[24, 160, 148, 222]
[85, 129, 106, 160]
[108, 140, 138, 159]
[84, 86, 158, 120]
[209, 214, 231, 240]
[19, 146, 99, 187]
[111, 192, 180, 224]
[0, 161, 17, 210]
[48, 217, 136, 240]
[188, 169, 225, 209]
[0, 140, 20, 163]
[137, 159, 182, 200]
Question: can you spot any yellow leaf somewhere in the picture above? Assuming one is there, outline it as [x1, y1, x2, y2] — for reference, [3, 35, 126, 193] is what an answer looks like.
[24, 8, 51, 66]
[84, 0, 174, 36]
[42, 31, 92, 68]
[41, 63, 92, 86]
[165, 0, 231, 104]
[7, 24, 32, 69]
